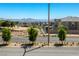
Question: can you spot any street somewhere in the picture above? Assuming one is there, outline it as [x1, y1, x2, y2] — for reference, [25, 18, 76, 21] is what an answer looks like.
[0, 36, 79, 43]
[0, 47, 79, 56]
[25, 47, 79, 56]
[10, 36, 79, 43]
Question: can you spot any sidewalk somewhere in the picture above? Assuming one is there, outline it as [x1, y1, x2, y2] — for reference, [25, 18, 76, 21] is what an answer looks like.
[67, 34, 79, 37]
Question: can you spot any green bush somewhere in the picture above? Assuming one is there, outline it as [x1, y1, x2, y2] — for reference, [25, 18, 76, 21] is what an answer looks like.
[28, 27, 38, 43]
[58, 29, 66, 41]
[10, 21, 16, 27]
[1, 21, 16, 27]
[2, 28, 11, 44]
[58, 25, 67, 41]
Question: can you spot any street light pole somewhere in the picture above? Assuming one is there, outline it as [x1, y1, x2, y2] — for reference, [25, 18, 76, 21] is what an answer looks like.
[48, 3, 50, 46]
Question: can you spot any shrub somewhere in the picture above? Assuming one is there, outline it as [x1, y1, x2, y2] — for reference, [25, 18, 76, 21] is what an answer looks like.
[10, 21, 16, 27]
[2, 28, 11, 44]
[28, 27, 38, 44]
[58, 28, 66, 41]
[58, 25, 67, 41]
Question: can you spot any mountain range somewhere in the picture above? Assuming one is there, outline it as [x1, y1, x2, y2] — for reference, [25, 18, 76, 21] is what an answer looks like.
[0, 16, 79, 22]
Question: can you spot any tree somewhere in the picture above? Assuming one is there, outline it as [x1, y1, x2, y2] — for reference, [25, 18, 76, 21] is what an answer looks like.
[58, 29, 66, 41]
[58, 25, 67, 41]
[28, 27, 38, 44]
[10, 21, 16, 27]
[0, 20, 4, 26]
[2, 28, 11, 44]
[1, 21, 10, 27]
[1, 21, 16, 27]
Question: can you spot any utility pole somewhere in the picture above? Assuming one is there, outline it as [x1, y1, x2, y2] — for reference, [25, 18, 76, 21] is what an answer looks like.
[48, 3, 50, 46]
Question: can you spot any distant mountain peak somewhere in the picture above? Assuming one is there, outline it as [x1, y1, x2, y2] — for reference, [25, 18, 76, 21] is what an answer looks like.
[60, 16, 79, 21]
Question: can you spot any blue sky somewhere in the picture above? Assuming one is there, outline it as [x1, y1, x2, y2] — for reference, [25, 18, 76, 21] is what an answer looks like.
[0, 3, 48, 19]
[52, 3, 79, 19]
[0, 3, 79, 19]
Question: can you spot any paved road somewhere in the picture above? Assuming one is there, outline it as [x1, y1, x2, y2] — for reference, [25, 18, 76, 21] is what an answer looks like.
[0, 47, 23, 56]
[0, 36, 79, 43]
[0, 47, 79, 56]
[25, 47, 79, 56]
[10, 36, 79, 42]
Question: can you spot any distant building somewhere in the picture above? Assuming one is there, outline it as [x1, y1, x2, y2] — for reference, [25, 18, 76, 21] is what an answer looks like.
[44, 16, 79, 34]
[60, 16, 79, 34]
[16, 16, 79, 34]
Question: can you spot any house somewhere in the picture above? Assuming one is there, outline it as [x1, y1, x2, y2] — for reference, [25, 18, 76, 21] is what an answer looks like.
[44, 16, 79, 34]
[60, 16, 79, 34]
